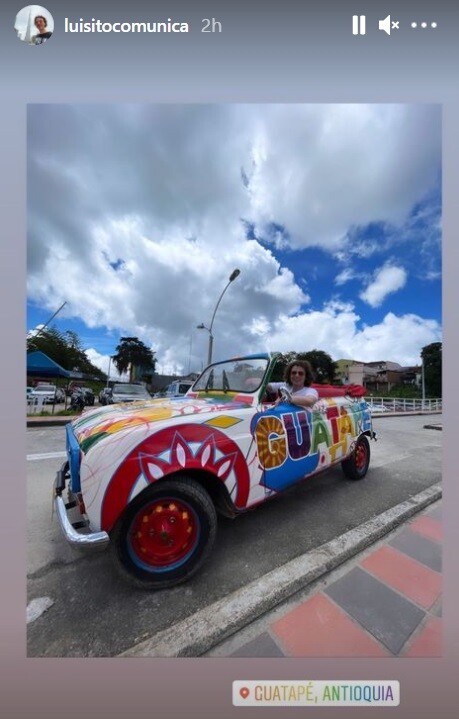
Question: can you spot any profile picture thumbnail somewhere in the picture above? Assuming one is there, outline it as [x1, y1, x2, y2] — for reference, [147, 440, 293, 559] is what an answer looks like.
[15, 5, 54, 45]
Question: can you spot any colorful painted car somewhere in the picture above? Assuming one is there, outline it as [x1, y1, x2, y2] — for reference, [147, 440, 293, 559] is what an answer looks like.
[54, 353, 375, 589]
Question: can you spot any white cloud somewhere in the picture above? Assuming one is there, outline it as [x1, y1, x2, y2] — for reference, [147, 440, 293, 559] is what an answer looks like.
[335, 268, 355, 286]
[265, 305, 441, 366]
[355, 313, 441, 363]
[27, 324, 45, 339]
[27, 104, 441, 370]
[86, 304, 441, 373]
[245, 104, 440, 249]
[360, 265, 408, 307]
[85, 348, 128, 381]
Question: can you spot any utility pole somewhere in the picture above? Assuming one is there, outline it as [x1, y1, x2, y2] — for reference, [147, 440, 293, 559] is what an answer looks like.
[421, 355, 426, 409]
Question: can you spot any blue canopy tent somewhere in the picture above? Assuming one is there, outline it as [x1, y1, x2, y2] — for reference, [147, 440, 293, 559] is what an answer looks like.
[26, 351, 76, 413]
[27, 351, 71, 378]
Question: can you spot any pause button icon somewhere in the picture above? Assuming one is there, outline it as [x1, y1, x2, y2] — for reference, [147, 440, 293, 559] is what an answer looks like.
[352, 15, 366, 35]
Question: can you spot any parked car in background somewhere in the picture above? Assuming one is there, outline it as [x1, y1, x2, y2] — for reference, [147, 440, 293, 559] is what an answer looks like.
[166, 379, 193, 397]
[153, 379, 193, 398]
[70, 388, 86, 412]
[53, 352, 375, 590]
[99, 387, 113, 405]
[29, 383, 61, 404]
[152, 389, 166, 398]
[66, 382, 95, 401]
[66, 382, 79, 397]
[109, 383, 151, 403]
[79, 387, 95, 406]
[69, 386, 95, 411]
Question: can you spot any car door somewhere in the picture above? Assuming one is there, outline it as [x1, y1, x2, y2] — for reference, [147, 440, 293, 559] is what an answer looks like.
[251, 402, 324, 491]
[251, 396, 369, 492]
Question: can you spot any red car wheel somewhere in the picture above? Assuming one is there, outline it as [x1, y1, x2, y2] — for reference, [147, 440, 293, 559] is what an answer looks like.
[128, 496, 199, 569]
[111, 476, 217, 589]
[341, 435, 370, 480]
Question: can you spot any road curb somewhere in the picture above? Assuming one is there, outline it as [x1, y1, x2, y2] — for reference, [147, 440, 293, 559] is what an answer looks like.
[119, 483, 442, 657]
[371, 410, 442, 418]
[27, 416, 78, 427]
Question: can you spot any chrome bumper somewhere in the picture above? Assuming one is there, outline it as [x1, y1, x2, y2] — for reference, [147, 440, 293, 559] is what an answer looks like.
[54, 462, 110, 551]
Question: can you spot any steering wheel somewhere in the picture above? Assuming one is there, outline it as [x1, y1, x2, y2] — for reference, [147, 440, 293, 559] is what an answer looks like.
[279, 387, 293, 404]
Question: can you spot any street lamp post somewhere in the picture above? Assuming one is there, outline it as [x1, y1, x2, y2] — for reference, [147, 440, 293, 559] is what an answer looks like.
[188, 329, 193, 375]
[421, 355, 425, 409]
[197, 268, 241, 366]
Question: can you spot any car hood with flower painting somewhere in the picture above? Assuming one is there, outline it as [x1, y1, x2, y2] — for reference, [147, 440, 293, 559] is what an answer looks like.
[53, 353, 375, 590]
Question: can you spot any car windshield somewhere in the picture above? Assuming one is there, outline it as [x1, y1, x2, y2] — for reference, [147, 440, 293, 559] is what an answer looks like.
[113, 384, 148, 395]
[192, 357, 269, 393]
[178, 383, 192, 394]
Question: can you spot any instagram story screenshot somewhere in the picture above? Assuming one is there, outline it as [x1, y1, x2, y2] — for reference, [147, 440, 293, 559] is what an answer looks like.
[0, 1, 457, 717]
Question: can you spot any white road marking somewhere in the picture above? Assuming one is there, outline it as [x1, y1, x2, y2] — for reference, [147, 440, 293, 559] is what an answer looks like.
[27, 596, 54, 624]
[27, 451, 67, 461]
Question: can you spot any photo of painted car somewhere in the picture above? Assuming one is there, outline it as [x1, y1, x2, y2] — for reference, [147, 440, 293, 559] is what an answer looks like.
[53, 353, 375, 589]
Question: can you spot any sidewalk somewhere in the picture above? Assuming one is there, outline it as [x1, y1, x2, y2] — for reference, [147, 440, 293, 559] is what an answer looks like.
[120, 485, 441, 658]
[27, 415, 77, 427]
[206, 500, 442, 658]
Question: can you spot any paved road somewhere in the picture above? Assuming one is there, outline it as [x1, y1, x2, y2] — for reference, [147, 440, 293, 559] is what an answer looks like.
[27, 414, 441, 657]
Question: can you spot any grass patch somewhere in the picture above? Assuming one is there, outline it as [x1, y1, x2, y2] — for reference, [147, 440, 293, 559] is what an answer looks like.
[27, 408, 80, 417]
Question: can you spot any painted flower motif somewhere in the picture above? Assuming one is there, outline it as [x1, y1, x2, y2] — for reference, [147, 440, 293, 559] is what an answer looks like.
[101, 423, 251, 531]
[139, 431, 237, 484]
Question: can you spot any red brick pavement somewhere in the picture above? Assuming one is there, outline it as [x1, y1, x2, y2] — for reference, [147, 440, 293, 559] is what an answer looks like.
[228, 502, 442, 658]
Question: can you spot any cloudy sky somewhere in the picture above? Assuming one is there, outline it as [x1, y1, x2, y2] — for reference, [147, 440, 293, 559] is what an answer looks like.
[27, 104, 441, 377]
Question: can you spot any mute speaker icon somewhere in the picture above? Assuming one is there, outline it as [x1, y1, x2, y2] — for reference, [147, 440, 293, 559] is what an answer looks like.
[379, 15, 392, 35]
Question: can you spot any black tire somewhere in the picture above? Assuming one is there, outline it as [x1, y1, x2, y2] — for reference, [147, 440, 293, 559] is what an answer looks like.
[341, 434, 370, 480]
[111, 476, 217, 589]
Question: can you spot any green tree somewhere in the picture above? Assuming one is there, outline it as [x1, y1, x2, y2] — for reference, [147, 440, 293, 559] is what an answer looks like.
[27, 326, 105, 380]
[113, 336, 156, 383]
[269, 352, 296, 382]
[298, 350, 337, 384]
[421, 342, 442, 397]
